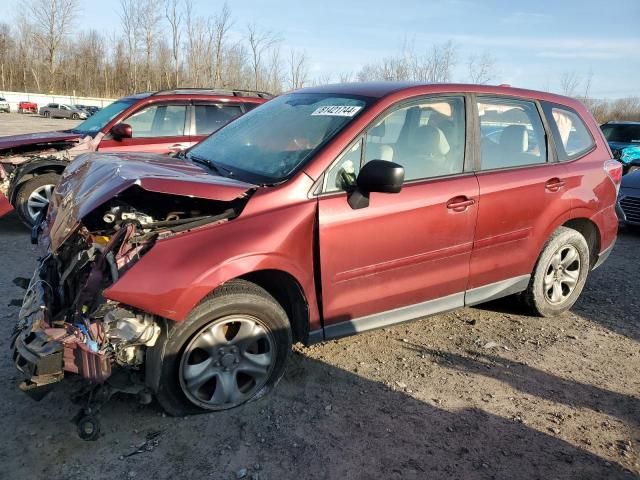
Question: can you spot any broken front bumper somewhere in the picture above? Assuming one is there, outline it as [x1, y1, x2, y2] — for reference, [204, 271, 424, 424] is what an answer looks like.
[11, 258, 111, 399]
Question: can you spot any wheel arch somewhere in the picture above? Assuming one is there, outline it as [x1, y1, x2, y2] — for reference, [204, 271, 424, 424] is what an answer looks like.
[234, 270, 310, 344]
[562, 217, 600, 268]
[9, 159, 67, 204]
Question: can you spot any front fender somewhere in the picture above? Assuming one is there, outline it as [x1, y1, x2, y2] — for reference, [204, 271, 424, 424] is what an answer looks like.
[104, 200, 319, 325]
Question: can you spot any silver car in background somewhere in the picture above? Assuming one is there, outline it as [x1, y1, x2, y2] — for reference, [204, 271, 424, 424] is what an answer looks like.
[39, 103, 89, 120]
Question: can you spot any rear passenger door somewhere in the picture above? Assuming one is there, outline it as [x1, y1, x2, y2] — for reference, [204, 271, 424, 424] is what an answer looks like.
[190, 102, 244, 144]
[97, 102, 190, 154]
[466, 96, 569, 299]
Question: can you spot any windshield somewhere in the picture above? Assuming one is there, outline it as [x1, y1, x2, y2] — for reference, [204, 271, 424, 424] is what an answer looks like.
[602, 124, 640, 144]
[70, 99, 135, 136]
[186, 93, 370, 183]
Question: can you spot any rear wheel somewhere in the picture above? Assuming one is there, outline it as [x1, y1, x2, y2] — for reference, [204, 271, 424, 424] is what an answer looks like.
[522, 226, 590, 317]
[15, 173, 60, 228]
[155, 280, 292, 416]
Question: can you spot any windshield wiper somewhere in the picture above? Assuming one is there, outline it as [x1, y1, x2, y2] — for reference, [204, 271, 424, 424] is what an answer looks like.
[188, 154, 233, 177]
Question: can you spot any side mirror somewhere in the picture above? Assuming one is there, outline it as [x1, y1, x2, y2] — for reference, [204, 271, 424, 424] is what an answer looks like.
[348, 160, 404, 209]
[110, 123, 132, 140]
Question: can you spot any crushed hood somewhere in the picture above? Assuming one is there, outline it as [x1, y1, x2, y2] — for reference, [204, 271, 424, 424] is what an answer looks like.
[48, 152, 255, 251]
[0, 131, 83, 152]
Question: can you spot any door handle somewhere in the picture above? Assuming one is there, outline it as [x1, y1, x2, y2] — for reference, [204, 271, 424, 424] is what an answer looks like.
[446, 196, 475, 212]
[545, 178, 566, 192]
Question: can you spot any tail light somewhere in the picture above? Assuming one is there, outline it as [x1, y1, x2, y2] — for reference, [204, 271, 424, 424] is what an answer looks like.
[604, 159, 622, 191]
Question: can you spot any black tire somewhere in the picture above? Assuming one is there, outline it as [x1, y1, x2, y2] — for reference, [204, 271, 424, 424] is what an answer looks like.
[42, 110, 50, 118]
[154, 279, 292, 416]
[71, 113, 79, 120]
[522, 226, 590, 317]
[15, 172, 60, 228]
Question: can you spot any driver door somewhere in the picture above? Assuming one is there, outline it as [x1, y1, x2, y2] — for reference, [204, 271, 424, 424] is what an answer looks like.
[317, 95, 479, 337]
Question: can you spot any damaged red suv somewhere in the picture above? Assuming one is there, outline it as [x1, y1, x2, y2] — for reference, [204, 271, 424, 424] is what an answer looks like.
[0, 88, 269, 227]
[13, 83, 619, 429]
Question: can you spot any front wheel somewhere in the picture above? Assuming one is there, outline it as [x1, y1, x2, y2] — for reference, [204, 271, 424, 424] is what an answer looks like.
[42, 110, 50, 118]
[15, 173, 60, 228]
[155, 280, 292, 416]
[522, 226, 590, 317]
[71, 113, 79, 120]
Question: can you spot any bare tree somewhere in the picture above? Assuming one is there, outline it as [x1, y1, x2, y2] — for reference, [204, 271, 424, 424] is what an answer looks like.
[139, 0, 162, 90]
[164, 0, 182, 87]
[29, 0, 78, 90]
[212, 2, 232, 87]
[288, 49, 308, 90]
[246, 23, 280, 90]
[119, 0, 140, 91]
[467, 52, 495, 84]
[560, 70, 581, 97]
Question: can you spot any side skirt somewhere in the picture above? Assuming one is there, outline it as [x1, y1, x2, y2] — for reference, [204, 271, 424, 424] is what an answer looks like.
[307, 275, 530, 344]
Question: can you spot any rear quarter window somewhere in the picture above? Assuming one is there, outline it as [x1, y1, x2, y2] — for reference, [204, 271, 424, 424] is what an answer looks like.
[542, 102, 595, 161]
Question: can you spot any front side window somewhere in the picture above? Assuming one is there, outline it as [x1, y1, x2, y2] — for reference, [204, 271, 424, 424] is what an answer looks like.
[194, 104, 243, 135]
[323, 96, 465, 192]
[126, 104, 187, 138]
[187, 93, 370, 184]
[478, 98, 547, 170]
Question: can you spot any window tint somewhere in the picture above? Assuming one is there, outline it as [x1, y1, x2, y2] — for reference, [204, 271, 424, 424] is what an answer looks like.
[478, 98, 547, 169]
[49, 103, 58, 108]
[194, 104, 242, 135]
[541, 102, 594, 160]
[126, 104, 187, 138]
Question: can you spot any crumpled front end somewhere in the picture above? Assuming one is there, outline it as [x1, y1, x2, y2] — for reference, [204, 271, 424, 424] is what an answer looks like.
[11, 154, 252, 398]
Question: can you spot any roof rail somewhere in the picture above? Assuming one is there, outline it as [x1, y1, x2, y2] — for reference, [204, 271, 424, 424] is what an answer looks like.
[151, 88, 273, 99]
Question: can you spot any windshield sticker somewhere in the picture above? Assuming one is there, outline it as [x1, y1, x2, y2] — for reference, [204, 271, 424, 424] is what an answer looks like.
[311, 105, 362, 117]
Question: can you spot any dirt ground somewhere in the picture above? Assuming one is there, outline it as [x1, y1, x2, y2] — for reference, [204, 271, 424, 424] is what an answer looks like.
[0, 116, 638, 479]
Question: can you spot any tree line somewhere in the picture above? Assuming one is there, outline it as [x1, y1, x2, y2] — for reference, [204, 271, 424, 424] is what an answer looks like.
[0, 0, 637, 123]
[0, 0, 309, 97]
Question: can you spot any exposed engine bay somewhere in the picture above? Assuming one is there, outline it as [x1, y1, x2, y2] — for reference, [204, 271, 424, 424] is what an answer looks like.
[11, 186, 245, 400]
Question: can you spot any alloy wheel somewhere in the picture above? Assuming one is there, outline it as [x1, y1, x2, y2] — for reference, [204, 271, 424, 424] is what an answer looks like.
[26, 184, 54, 222]
[179, 315, 276, 409]
[543, 244, 581, 304]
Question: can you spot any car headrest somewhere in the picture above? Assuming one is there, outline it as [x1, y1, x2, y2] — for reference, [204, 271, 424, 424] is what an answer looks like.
[500, 125, 528, 153]
[413, 125, 450, 156]
[368, 121, 386, 138]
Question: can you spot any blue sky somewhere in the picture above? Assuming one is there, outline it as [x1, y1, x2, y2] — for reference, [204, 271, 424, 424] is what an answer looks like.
[10, 0, 640, 97]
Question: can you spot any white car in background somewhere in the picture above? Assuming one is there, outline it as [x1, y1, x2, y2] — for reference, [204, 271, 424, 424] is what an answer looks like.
[0, 97, 10, 113]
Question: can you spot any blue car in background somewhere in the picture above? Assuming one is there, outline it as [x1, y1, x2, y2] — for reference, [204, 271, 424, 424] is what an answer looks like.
[601, 121, 640, 174]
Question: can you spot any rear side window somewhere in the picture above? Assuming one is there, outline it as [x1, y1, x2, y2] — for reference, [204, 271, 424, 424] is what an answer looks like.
[477, 98, 547, 170]
[542, 102, 594, 160]
[194, 104, 243, 135]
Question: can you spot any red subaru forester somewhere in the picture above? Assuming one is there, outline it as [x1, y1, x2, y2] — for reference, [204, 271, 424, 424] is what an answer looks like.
[13, 83, 620, 434]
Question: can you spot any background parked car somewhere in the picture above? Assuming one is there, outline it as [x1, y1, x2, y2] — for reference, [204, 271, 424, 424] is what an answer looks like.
[0, 97, 10, 113]
[600, 121, 640, 174]
[0, 88, 271, 226]
[617, 169, 640, 228]
[17, 101, 38, 113]
[73, 104, 100, 116]
[39, 103, 89, 120]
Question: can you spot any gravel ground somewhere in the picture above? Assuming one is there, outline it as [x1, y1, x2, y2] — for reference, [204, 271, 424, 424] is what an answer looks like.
[0, 118, 638, 479]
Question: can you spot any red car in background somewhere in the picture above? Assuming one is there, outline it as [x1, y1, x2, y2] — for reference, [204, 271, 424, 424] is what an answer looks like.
[12, 83, 619, 437]
[0, 88, 270, 226]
